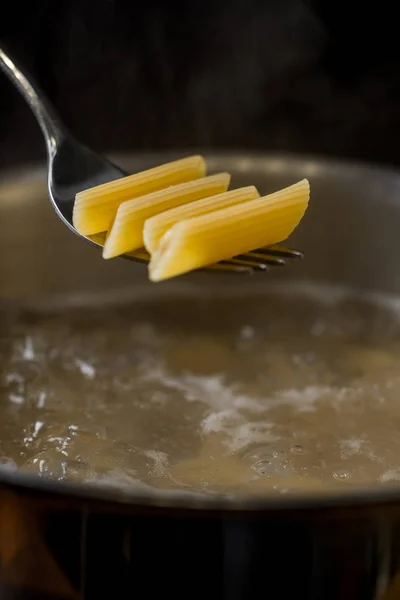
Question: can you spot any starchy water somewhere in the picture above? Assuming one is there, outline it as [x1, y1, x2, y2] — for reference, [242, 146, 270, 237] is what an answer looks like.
[1, 284, 400, 496]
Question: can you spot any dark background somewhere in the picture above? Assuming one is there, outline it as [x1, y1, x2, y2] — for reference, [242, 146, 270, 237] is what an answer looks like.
[1, 0, 400, 168]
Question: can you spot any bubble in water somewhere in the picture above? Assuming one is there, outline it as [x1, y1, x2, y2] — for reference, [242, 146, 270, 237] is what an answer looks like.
[75, 359, 96, 380]
[36, 390, 47, 408]
[23, 452, 70, 480]
[272, 450, 286, 459]
[240, 326, 255, 340]
[113, 374, 135, 392]
[65, 459, 89, 479]
[251, 460, 273, 476]
[9, 393, 24, 405]
[333, 469, 351, 482]
[243, 444, 276, 463]
[290, 444, 306, 455]
[339, 438, 363, 459]
[236, 325, 256, 352]
[151, 391, 168, 405]
[21, 337, 35, 361]
[311, 319, 326, 337]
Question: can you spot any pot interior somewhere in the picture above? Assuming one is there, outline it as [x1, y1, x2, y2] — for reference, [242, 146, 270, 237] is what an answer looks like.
[1, 152, 400, 502]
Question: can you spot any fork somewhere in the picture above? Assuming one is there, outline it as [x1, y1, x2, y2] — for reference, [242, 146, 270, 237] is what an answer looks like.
[0, 46, 303, 274]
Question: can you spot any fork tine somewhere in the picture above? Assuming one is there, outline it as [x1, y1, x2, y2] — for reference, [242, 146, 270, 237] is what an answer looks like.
[242, 252, 286, 266]
[221, 258, 269, 271]
[255, 245, 304, 259]
[204, 263, 254, 274]
[120, 245, 302, 274]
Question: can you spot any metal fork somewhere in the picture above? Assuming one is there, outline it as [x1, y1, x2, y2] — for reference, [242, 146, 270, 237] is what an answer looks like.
[0, 46, 303, 274]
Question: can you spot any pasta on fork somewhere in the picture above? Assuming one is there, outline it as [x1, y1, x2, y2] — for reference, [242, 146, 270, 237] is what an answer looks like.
[143, 186, 260, 254]
[72, 155, 310, 281]
[103, 173, 231, 258]
[73, 155, 206, 236]
[149, 179, 310, 281]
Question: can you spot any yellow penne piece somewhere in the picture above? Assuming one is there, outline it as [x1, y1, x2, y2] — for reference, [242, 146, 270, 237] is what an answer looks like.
[125, 248, 151, 262]
[73, 155, 206, 236]
[149, 179, 310, 282]
[143, 186, 259, 255]
[102, 173, 231, 259]
[88, 232, 107, 245]
[87, 232, 151, 262]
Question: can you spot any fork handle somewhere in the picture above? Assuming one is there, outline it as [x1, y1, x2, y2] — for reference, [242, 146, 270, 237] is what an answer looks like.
[0, 46, 66, 157]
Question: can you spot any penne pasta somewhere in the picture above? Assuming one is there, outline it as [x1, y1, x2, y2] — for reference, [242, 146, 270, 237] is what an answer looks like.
[88, 232, 107, 246]
[143, 186, 260, 255]
[88, 233, 151, 263]
[102, 173, 231, 259]
[73, 155, 206, 236]
[149, 179, 309, 282]
[125, 248, 151, 262]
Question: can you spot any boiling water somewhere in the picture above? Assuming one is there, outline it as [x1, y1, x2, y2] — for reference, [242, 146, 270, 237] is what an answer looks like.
[2, 284, 400, 496]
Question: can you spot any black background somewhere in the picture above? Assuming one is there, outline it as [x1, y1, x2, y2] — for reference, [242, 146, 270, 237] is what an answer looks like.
[1, 0, 400, 167]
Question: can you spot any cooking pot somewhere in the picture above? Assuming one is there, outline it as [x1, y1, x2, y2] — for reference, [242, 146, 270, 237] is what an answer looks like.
[1, 152, 400, 600]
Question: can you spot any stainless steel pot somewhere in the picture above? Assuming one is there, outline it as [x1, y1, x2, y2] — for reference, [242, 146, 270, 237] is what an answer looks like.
[1, 152, 400, 600]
